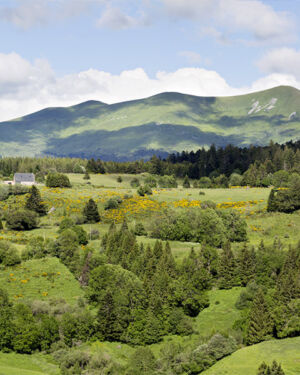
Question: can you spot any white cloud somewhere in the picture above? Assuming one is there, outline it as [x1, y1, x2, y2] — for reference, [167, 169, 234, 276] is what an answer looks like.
[0, 52, 299, 122]
[257, 48, 300, 79]
[97, 7, 148, 30]
[162, 0, 296, 44]
[0, 0, 103, 29]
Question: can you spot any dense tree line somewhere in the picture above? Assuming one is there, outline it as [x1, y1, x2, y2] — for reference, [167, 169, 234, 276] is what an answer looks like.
[0, 140, 299, 182]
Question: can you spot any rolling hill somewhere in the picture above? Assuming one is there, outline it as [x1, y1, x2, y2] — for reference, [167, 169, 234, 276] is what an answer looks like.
[0, 85, 299, 160]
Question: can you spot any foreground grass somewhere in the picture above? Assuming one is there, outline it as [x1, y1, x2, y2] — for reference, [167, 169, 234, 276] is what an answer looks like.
[203, 337, 300, 375]
[0, 257, 84, 305]
[0, 352, 60, 375]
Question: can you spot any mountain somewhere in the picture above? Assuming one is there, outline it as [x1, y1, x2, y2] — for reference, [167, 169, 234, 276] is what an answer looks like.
[0, 85, 299, 160]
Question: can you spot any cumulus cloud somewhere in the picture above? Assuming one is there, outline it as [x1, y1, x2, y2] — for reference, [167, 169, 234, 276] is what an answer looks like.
[0, 52, 299, 122]
[162, 0, 296, 44]
[257, 48, 300, 79]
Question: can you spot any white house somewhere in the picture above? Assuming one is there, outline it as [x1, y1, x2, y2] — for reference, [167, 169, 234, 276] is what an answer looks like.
[4, 173, 36, 186]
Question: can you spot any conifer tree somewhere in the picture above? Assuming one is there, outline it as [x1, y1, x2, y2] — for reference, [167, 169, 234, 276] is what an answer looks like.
[237, 244, 256, 286]
[83, 199, 100, 223]
[0, 220, 3, 230]
[246, 289, 273, 345]
[183, 175, 190, 188]
[219, 241, 237, 289]
[25, 185, 47, 216]
[83, 171, 90, 180]
[96, 289, 118, 341]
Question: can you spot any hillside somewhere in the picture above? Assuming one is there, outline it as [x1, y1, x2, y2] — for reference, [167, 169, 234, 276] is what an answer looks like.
[202, 337, 300, 375]
[0, 85, 299, 160]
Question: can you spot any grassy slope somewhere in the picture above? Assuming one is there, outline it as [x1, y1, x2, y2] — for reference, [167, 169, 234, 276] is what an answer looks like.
[0, 352, 60, 375]
[203, 337, 300, 375]
[0, 86, 299, 158]
[0, 257, 84, 305]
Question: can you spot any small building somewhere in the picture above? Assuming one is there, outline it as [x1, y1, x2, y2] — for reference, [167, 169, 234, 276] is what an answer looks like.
[14, 173, 35, 185]
[4, 173, 36, 186]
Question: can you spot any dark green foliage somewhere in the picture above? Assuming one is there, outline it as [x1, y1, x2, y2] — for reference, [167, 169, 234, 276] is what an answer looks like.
[144, 174, 157, 188]
[83, 198, 100, 223]
[83, 171, 90, 180]
[117, 175, 122, 183]
[137, 184, 152, 196]
[0, 240, 21, 266]
[5, 209, 38, 230]
[0, 219, 3, 230]
[267, 175, 300, 213]
[25, 185, 47, 216]
[58, 217, 75, 232]
[257, 361, 286, 375]
[72, 226, 88, 245]
[55, 229, 80, 273]
[0, 288, 14, 351]
[104, 198, 120, 210]
[61, 310, 95, 346]
[246, 289, 273, 345]
[134, 222, 147, 236]
[130, 177, 140, 187]
[157, 175, 178, 188]
[217, 209, 247, 242]
[219, 242, 238, 289]
[151, 208, 227, 246]
[46, 173, 71, 188]
[183, 175, 190, 188]
[237, 244, 256, 286]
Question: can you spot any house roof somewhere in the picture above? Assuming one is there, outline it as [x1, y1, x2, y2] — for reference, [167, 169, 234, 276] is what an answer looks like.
[14, 173, 35, 182]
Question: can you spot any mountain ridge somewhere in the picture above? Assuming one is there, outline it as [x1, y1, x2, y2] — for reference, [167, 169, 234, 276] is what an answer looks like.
[0, 85, 299, 160]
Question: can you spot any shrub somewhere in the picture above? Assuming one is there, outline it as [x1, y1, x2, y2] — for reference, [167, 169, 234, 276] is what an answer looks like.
[104, 198, 119, 210]
[130, 178, 140, 188]
[183, 175, 190, 188]
[0, 241, 21, 266]
[137, 185, 152, 196]
[83, 199, 100, 223]
[90, 229, 100, 240]
[199, 177, 212, 188]
[46, 173, 71, 188]
[229, 173, 243, 186]
[83, 172, 90, 180]
[134, 222, 147, 236]
[144, 175, 157, 188]
[5, 209, 38, 230]
[117, 176, 122, 183]
[158, 175, 177, 188]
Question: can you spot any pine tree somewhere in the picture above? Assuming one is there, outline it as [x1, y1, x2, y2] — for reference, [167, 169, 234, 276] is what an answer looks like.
[219, 241, 237, 289]
[246, 289, 273, 345]
[0, 220, 3, 230]
[25, 185, 47, 216]
[183, 175, 190, 188]
[237, 243, 256, 286]
[83, 199, 100, 223]
[83, 171, 90, 180]
[96, 290, 118, 341]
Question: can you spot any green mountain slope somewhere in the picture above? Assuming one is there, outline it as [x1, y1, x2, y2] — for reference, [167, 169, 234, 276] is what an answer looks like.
[0, 86, 299, 160]
[202, 337, 300, 375]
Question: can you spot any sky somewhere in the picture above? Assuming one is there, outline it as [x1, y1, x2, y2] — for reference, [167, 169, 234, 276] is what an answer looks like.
[0, 0, 300, 121]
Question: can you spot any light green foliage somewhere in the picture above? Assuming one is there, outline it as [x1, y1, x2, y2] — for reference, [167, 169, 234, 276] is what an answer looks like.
[202, 337, 300, 375]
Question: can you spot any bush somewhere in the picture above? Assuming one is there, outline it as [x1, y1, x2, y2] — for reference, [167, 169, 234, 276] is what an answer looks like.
[183, 176, 190, 188]
[158, 175, 177, 188]
[134, 222, 147, 236]
[130, 178, 140, 188]
[90, 229, 100, 240]
[5, 209, 38, 230]
[104, 198, 120, 210]
[137, 185, 152, 196]
[199, 177, 212, 188]
[144, 175, 157, 188]
[46, 173, 71, 188]
[0, 241, 21, 266]
[117, 176, 122, 183]
[229, 173, 243, 186]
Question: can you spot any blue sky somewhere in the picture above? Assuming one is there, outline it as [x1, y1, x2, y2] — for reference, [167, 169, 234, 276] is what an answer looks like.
[0, 0, 299, 121]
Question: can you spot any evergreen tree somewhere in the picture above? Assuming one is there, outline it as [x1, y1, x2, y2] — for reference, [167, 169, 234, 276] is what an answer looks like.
[25, 185, 47, 216]
[246, 289, 273, 345]
[219, 242, 237, 289]
[267, 189, 278, 212]
[237, 244, 256, 286]
[83, 199, 100, 223]
[0, 220, 3, 230]
[83, 171, 90, 180]
[96, 289, 118, 341]
[183, 175, 190, 188]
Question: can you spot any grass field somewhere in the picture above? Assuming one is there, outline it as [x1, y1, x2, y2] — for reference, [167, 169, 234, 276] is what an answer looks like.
[0, 352, 60, 375]
[0, 257, 84, 305]
[203, 337, 300, 375]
